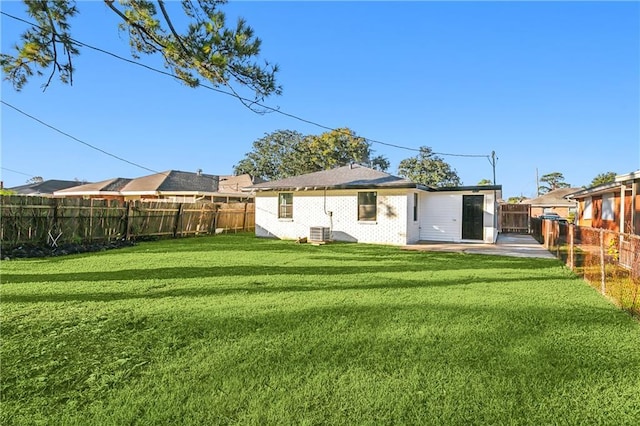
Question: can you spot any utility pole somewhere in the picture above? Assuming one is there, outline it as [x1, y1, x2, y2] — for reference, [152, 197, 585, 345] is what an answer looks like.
[491, 151, 497, 185]
[536, 168, 540, 196]
[490, 151, 498, 240]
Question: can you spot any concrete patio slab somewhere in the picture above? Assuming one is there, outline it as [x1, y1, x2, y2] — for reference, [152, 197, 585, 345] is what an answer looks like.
[402, 233, 556, 259]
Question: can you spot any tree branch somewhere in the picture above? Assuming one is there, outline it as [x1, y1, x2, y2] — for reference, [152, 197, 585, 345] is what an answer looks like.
[103, 0, 168, 49]
[43, 3, 60, 91]
[157, 0, 190, 54]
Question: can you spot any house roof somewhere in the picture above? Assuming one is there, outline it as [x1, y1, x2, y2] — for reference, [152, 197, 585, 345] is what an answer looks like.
[245, 164, 502, 193]
[53, 171, 255, 198]
[246, 164, 422, 192]
[8, 179, 84, 195]
[218, 174, 255, 194]
[120, 170, 219, 194]
[526, 188, 581, 206]
[55, 178, 132, 195]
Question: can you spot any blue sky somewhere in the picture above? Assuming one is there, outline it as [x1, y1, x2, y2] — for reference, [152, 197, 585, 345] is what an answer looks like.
[1, 1, 639, 198]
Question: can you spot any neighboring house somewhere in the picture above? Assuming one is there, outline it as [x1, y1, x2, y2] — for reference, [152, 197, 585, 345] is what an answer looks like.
[54, 171, 255, 202]
[8, 179, 85, 196]
[566, 170, 640, 235]
[54, 177, 132, 200]
[245, 164, 501, 246]
[526, 188, 581, 218]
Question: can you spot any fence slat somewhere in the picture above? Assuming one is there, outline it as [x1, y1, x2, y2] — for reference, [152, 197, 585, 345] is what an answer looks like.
[1, 196, 254, 249]
[531, 217, 639, 317]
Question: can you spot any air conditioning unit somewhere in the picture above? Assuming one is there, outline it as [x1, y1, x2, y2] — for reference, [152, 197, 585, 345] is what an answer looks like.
[309, 226, 330, 242]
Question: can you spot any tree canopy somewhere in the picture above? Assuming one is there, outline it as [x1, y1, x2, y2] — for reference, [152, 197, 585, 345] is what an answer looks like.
[234, 128, 389, 181]
[538, 172, 570, 194]
[1, 0, 280, 104]
[477, 178, 493, 185]
[26, 176, 44, 184]
[507, 195, 527, 204]
[397, 146, 461, 187]
[589, 171, 616, 187]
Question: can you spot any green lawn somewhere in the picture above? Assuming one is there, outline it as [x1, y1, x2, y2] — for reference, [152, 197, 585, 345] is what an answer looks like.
[2, 234, 639, 425]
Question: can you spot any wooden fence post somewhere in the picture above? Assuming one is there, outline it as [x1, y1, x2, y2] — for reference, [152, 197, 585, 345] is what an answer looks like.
[242, 202, 248, 232]
[125, 201, 134, 240]
[51, 197, 59, 245]
[173, 203, 184, 238]
[599, 229, 606, 295]
[568, 224, 574, 270]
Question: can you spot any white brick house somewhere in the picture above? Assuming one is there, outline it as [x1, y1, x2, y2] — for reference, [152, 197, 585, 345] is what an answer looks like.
[245, 164, 501, 245]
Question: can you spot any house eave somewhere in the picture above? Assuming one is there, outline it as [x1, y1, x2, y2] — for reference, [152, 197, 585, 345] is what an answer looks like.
[615, 170, 640, 184]
[433, 185, 502, 192]
[248, 182, 424, 192]
[566, 182, 621, 199]
[53, 191, 122, 196]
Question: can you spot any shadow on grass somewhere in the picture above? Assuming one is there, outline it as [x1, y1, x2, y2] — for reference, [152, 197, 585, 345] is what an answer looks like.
[3, 290, 639, 425]
[2, 274, 563, 304]
[2, 254, 558, 285]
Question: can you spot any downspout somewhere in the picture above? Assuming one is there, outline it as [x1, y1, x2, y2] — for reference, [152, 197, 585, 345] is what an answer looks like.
[324, 187, 333, 239]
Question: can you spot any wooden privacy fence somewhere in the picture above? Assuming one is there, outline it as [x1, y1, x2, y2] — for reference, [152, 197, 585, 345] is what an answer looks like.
[532, 217, 640, 317]
[499, 203, 530, 234]
[0, 196, 254, 249]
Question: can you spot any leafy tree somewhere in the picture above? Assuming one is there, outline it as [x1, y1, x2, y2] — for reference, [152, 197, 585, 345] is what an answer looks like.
[477, 178, 493, 185]
[538, 172, 569, 194]
[0, 188, 17, 195]
[507, 195, 527, 204]
[1, 0, 280, 105]
[397, 146, 461, 187]
[233, 130, 305, 181]
[234, 128, 389, 181]
[590, 171, 616, 187]
[302, 128, 389, 173]
[26, 176, 44, 184]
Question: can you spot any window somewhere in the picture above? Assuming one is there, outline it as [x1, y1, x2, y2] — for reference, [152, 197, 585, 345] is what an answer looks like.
[601, 193, 614, 221]
[278, 193, 293, 219]
[413, 193, 419, 222]
[358, 191, 377, 221]
[583, 197, 592, 220]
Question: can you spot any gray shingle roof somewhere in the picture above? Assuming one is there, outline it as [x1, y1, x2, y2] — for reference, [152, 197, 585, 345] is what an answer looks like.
[9, 179, 84, 195]
[55, 178, 132, 194]
[247, 164, 418, 191]
[120, 170, 219, 193]
[526, 188, 581, 206]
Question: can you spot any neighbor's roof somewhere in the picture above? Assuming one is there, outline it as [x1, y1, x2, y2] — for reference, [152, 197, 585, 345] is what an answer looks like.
[9, 179, 84, 195]
[246, 164, 422, 192]
[53, 171, 255, 197]
[54, 178, 132, 195]
[526, 188, 581, 206]
[120, 170, 219, 194]
[218, 174, 255, 194]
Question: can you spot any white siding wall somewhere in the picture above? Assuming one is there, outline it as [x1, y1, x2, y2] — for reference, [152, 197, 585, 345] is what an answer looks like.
[419, 193, 462, 241]
[419, 189, 499, 243]
[254, 189, 412, 245]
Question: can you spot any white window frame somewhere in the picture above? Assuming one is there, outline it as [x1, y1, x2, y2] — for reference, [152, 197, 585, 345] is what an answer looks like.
[601, 193, 614, 221]
[358, 191, 377, 222]
[278, 192, 293, 219]
[583, 197, 592, 220]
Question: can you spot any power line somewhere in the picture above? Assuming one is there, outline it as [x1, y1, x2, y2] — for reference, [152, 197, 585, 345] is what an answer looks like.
[1, 100, 161, 175]
[1, 167, 34, 177]
[1, 10, 492, 160]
